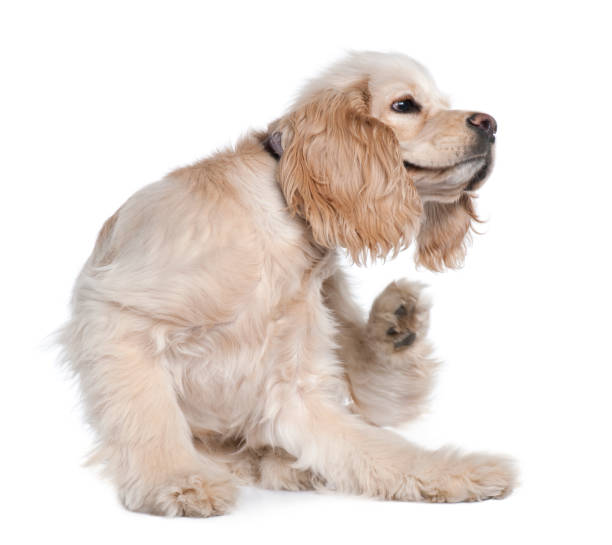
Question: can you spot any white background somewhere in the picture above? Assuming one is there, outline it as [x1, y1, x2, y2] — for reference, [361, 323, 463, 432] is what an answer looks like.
[1, 1, 611, 543]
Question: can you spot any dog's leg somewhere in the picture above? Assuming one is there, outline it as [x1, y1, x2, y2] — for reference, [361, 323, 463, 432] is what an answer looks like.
[245, 447, 324, 491]
[255, 447, 325, 490]
[271, 395, 515, 502]
[195, 436, 323, 491]
[324, 272, 438, 426]
[74, 330, 237, 517]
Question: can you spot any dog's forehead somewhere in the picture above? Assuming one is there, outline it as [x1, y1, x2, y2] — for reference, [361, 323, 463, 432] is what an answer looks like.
[366, 54, 448, 107]
[299, 52, 448, 109]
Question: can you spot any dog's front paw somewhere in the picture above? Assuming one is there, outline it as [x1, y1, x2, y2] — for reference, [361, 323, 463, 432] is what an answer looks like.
[122, 474, 237, 517]
[367, 279, 431, 353]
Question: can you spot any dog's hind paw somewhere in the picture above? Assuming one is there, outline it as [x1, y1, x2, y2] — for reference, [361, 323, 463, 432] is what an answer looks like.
[417, 451, 517, 503]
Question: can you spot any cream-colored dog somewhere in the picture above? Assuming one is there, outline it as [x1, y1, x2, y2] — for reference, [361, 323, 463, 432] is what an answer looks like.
[60, 51, 515, 516]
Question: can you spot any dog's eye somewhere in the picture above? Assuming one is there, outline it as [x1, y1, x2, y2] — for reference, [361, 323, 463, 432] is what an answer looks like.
[391, 98, 421, 114]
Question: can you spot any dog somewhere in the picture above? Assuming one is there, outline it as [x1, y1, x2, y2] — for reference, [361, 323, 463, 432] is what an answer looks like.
[60, 51, 515, 517]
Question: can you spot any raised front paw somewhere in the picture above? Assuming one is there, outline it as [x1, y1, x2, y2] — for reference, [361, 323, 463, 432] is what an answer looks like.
[367, 279, 431, 353]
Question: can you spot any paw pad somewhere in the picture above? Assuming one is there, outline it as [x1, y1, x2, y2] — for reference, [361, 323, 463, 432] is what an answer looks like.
[394, 304, 408, 317]
[369, 280, 431, 352]
[393, 331, 416, 349]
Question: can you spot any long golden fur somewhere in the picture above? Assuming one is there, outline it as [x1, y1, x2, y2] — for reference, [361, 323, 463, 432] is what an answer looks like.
[60, 51, 515, 516]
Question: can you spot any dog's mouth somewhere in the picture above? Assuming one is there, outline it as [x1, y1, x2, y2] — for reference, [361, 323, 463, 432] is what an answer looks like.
[463, 158, 492, 191]
[404, 153, 493, 199]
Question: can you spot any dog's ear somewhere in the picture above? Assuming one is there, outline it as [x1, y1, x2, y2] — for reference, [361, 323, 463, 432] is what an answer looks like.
[415, 193, 481, 271]
[275, 83, 422, 264]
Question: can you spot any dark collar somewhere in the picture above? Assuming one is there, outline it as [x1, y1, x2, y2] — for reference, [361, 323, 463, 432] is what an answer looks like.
[262, 131, 283, 161]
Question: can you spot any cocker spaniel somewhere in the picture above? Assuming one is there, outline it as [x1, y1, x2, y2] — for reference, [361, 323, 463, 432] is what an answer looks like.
[61, 51, 515, 517]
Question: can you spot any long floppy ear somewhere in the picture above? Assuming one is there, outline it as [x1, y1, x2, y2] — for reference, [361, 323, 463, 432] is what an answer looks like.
[275, 83, 422, 264]
[415, 193, 481, 271]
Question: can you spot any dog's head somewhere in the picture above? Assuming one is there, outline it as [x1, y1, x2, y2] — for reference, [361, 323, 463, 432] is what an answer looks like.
[269, 51, 496, 269]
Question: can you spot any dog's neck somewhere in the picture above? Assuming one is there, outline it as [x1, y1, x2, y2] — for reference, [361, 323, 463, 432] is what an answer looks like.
[258, 131, 337, 271]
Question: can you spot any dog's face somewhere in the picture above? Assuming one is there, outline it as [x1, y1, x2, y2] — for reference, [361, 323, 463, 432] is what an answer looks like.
[369, 76, 495, 203]
[272, 52, 496, 270]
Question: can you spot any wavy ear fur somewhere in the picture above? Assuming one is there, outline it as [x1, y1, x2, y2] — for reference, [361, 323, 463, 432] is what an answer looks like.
[416, 193, 481, 271]
[276, 83, 422, 264]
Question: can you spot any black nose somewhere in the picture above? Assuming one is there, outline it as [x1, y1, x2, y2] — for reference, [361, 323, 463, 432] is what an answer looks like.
[467, 113, 497, 140]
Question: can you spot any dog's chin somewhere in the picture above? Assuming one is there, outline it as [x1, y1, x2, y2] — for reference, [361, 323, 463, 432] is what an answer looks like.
[404, 154, 493, 202]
